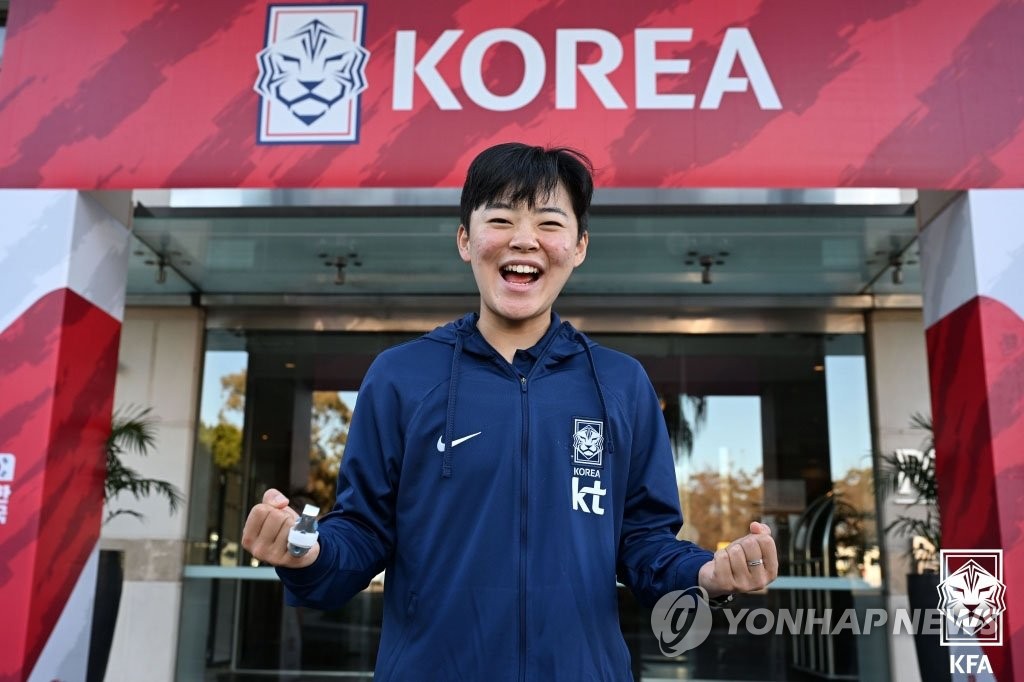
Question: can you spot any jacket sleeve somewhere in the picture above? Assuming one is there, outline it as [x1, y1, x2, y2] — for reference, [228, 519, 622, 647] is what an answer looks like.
[276, 359, 402, 610]
[616, 369, 715, 607]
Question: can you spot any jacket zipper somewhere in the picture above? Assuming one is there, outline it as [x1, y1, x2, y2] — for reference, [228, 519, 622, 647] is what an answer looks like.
[498, 326, 563, 682]
[518, 372, 528, 682]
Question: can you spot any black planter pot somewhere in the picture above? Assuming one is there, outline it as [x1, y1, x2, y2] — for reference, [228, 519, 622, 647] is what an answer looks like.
[87, 549, 124, 682]
[906, 572, 948, 682]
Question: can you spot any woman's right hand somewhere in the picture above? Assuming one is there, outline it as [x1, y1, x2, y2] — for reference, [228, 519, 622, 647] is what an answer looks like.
[241, 488, 320, 569]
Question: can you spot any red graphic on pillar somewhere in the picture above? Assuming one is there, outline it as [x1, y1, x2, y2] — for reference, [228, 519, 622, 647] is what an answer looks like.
[0, 289, 122, 680]
[926, 295, 1024, 681]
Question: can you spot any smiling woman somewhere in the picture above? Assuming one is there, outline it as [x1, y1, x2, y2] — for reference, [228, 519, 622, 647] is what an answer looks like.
[457, 187, 588, 360]
[456, 144, 591, 361]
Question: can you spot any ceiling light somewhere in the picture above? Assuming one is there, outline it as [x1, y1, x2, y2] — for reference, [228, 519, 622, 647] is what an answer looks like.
[318, 251, 362, 286]
[143, 250, 191, 285]
[683, 253, 727, 285]
[866, 249, 917, 287]
[890, 256, 904, 285]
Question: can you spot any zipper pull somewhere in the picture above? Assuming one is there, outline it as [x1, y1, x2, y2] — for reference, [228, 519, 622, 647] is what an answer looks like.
[520, 375, 527, 392]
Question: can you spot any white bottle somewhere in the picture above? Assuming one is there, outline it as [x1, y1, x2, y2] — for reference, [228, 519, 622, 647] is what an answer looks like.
[287, 504, 320, 557]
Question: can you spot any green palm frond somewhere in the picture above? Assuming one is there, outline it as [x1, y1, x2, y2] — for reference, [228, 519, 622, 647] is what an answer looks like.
[104, 407, 184, 524]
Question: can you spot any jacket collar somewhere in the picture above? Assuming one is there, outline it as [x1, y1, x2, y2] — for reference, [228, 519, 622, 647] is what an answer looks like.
[426, 311, 609, 478]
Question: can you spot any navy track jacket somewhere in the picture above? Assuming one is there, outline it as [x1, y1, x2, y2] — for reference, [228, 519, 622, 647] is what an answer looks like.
[278, 313, 715, 681]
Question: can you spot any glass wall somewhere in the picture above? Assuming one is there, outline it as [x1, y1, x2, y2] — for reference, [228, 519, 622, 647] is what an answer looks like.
[603, 333, 885, 681]
[178, 327, 886, 681]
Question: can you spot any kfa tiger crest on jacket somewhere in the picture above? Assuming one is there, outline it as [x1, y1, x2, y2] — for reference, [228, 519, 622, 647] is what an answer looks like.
[572, 417, 607, 515]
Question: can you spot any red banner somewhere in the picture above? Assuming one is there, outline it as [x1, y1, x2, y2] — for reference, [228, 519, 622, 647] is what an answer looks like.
[0, 0, 1021, 189]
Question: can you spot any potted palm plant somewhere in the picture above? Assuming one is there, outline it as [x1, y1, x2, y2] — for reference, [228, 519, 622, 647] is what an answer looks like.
[879, 413, 946, 681]
[87, 407, 184, 682]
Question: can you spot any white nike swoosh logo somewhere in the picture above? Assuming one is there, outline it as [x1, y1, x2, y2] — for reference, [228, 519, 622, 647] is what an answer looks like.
[436, 431, 482, 452]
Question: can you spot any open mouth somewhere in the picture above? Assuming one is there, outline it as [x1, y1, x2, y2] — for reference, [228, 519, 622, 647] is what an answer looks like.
[500, 263, 541, 285]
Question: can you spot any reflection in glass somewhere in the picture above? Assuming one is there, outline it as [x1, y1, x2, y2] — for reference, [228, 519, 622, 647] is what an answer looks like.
[676, 396, 764, 551]
[191, 351, 247, 567]
[824, 346, 880, 587]
[305, 391, 356, 513]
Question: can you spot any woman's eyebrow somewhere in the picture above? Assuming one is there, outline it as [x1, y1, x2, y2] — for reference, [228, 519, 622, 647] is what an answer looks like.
[481, 202, 567, 217]
[484, 201, 513, 210]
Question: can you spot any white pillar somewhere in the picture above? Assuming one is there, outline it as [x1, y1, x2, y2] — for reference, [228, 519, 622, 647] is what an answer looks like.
[919, 189, 1024, 681]
[0, 190, 130, 681]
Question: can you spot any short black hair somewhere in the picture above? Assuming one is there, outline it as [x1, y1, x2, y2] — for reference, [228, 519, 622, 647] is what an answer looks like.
[460, 142, 594, 240]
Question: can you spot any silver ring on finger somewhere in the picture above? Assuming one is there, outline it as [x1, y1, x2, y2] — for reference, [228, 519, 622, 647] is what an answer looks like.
[747, 559, 764, 567]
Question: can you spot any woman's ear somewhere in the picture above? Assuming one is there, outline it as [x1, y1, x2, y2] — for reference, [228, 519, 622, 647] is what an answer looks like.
[573, 230, 589, 267]
[457, 224, 472, 263]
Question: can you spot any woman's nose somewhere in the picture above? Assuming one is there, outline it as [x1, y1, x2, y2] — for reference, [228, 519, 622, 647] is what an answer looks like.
[508, 222, 539, 250]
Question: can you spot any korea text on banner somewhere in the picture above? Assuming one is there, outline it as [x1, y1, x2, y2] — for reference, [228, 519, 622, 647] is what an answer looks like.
[0, 0, 1021, 189]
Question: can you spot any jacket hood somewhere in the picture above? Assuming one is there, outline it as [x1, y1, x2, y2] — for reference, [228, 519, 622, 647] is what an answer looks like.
[424, 312, 613, 477]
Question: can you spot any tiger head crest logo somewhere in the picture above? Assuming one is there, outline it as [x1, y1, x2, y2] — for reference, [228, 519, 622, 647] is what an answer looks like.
[255, 19, 369, 126]
[573, 419, 604, 467]
[937, 559, 1007, 635]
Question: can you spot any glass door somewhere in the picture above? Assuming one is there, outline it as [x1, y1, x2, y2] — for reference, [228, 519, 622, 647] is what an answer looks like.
[597, 332, 886, 681]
